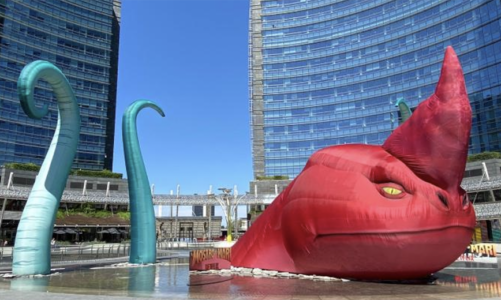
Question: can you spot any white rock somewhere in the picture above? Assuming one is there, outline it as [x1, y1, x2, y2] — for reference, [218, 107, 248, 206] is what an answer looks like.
[262, 270, 278, 276]
[252, 268, 262, 275]
[277, 272, 293, 277]
[312, 275, 340, 281]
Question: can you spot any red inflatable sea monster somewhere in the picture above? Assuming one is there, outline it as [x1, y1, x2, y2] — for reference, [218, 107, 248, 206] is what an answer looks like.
[231, 46, 476, 280]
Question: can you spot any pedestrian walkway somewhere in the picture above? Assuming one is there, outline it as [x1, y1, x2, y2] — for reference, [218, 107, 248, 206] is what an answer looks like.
[0, 279, 501, 300]
[0, 290, 136, 300]
[0, 243, 182, 271]
[1, 248, 501, 300]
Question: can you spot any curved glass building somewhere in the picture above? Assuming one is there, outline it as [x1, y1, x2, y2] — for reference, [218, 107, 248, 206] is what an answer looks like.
[250, 0, 501, 179]
[0, 0, 120, 170]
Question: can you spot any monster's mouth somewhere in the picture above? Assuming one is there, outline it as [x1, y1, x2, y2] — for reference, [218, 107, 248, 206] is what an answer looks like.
[315, 224, 474, 240]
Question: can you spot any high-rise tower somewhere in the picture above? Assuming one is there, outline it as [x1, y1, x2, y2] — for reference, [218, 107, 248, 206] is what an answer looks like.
[250, 0, 501, 179]
[0, 0, 120, 170]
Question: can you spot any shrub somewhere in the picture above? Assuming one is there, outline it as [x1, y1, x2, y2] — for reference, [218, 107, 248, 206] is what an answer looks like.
[117, 211, 130, 220]
[467, 152, 501, 162]
[256, 175, 289, 180]
[71, 169, 123, 179]
[4, 162, 41, 172]
[3, 163, 123, 179]
[56, 210, 66, 219]
[93, 210, 112, 218]
[55, 206, 130, 220]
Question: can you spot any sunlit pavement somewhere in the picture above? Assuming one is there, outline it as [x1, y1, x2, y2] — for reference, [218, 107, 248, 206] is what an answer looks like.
[1, 255, 501, 300]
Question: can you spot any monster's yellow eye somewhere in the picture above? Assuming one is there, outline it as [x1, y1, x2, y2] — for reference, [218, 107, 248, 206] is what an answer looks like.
[382, 187, 402, 195]
[376, 183, 406, 199]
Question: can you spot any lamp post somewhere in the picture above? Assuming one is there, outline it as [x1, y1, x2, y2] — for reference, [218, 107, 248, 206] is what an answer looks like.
[218, 187, 233, 241]
[206, 186, 212, 242]
[175, 184, 180, 241]
[233, 185, 241, 239]
[210, 186, 246, 242]
[169, 190, 173, 242]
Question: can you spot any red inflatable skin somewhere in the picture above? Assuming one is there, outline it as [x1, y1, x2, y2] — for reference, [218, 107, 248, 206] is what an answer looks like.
[231, 47, 476, 280]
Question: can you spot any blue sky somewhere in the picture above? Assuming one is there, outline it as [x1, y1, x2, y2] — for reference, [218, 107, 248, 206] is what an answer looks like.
[113, 0, 253, 200]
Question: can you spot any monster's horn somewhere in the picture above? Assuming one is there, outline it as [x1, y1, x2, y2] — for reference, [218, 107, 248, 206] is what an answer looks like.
[382, 46, 471, 194]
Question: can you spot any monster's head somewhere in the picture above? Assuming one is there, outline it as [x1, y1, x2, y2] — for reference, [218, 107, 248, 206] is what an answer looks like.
[232, 47, 476, 280]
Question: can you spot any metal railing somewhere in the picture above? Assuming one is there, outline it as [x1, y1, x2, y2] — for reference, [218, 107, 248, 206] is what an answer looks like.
[0, 185, 275, 206]
[0, 241, 216, 265]
[0, 243, 132, 264]
[156, 239, 216, 250]
[50, 243, 131, 262]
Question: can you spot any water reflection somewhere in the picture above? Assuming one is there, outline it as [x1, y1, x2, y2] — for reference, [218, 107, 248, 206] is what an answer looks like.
[127, 266, 155, 297]
[10, 276, 49, 292]
[435, 264, 501, 297]
[1, 258, 501, 299]
[186, 268, 501, 298]
[1, 258, 190, 297]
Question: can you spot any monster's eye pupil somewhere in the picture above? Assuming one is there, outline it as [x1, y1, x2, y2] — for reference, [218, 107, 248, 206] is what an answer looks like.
[382, 187, 402, 195]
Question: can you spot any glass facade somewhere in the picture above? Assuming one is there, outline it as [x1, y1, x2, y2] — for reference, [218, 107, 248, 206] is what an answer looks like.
[250, 0, 501, 179]
[0, 0, 120, 170]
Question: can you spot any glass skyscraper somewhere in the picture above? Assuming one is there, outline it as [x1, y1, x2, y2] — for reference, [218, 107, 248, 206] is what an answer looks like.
[250, 0, 501, 179]
[0, 0, 120, 170]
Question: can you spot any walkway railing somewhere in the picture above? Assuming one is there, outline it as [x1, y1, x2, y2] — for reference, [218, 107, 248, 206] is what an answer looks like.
[157, 240, 215, 250]
[0, 244, 130, 264]
[0, 185, 276, 205]
[0, 241, 216, 265]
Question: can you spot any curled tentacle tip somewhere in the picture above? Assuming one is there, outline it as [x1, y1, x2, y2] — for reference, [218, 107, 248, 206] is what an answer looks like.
[18, 84, 49, 120]
[149, 102, 165, 117]
[17, 61, 62, 120]
[136, 99, 165, 118]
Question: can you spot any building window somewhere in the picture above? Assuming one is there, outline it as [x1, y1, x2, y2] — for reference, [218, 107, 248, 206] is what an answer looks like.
[69, 182, 93, 189]
[464, 169, 483, 177]
[12, 177, 35, 186]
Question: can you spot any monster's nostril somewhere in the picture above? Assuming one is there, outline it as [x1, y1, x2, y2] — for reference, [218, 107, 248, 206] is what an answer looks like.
[437, 192, 449, 208]
[462, 194, 470, 207]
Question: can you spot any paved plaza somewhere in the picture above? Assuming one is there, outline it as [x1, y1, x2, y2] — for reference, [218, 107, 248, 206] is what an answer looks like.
[1, 255, 501, 300]
[0, 289, 500, 300]
[1, 276, 501, 300]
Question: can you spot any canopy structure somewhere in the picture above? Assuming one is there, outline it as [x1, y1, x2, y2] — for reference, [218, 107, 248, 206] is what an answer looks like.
[64, 228, 78, 234]
[0, 185, 276, 205]
[0, 180, 499, 219]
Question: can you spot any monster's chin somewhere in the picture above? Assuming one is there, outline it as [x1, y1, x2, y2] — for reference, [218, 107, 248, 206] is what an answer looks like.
[287, 226, 473, 280]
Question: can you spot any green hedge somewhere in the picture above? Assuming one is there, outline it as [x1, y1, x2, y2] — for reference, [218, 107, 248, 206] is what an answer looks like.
[256, 175, 290, 180]
[116, 211, 130, 220]
[4, 162, 41, 172]
[4, 162, 122, 178]
[56, 207, 130, 220]
[71, 169, 123, 179]
[467, 152, 501, 162]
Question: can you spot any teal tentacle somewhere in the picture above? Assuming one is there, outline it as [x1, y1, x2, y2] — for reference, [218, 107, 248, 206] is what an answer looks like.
[395, 98, 412, 125]
[13, 60, 80, 275]
[123, 100, 164, 264]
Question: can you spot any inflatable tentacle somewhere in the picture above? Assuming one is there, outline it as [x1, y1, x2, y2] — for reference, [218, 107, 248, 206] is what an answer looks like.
[395, 98, 412, 125]
[123, 100, 164, 264]
[13, 60, 80, 275]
